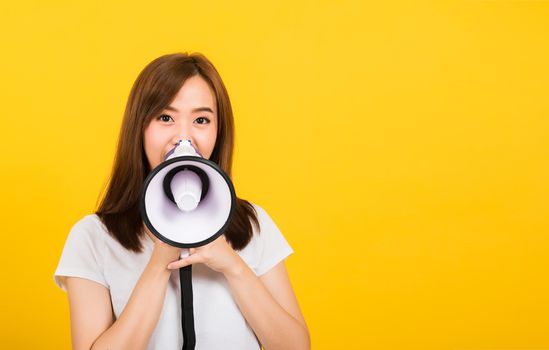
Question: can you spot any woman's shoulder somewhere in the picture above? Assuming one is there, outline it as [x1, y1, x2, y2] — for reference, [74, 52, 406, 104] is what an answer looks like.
[54, 214, 111, 291]
[247, 202, 272, 229]
[66, 213, 110, 244]
[247, 202, 279, 235]
[71, 213, 108, 231]
[239, 201, 294, 275]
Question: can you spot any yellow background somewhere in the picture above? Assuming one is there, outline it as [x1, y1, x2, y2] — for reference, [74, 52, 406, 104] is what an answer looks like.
[1, 1, 548, 349]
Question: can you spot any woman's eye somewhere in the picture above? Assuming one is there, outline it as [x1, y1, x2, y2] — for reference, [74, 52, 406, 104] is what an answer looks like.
[159, 114, 173, 122]
[195, 117, 210, 124]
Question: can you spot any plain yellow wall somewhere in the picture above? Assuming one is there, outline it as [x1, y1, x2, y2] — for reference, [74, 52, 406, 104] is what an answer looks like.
[1, 1, 548, 349]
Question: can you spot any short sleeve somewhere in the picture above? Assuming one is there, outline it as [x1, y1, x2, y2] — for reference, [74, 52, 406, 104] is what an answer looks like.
[53, 215, 108, 292]
[253, 204, 294, 276]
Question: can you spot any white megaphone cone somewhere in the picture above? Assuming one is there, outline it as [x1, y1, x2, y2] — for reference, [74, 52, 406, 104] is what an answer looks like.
[140, 139, 236, 249]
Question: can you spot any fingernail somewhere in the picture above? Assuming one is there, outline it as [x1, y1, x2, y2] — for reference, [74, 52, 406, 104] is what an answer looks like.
[167, 264, 174, 269]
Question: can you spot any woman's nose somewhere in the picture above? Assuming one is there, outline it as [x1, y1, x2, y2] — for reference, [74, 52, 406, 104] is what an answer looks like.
[173, 129, 195, 145]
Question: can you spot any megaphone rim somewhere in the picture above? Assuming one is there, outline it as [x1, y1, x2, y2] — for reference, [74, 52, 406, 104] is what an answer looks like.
[139, 155, 237, 248]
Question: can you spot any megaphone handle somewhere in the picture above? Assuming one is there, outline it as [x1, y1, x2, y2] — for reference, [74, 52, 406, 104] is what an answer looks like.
[180, 248, 190, 259]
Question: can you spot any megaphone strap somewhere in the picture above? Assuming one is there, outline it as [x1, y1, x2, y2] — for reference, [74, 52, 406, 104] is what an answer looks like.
[180, 265, 196, 350]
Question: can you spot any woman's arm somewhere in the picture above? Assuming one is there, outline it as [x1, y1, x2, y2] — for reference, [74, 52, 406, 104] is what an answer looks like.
[64, 277, 114, 350]
[167, 236, 310, 350]
[65, 239, 180, 350]
[224, 259, 311, 350]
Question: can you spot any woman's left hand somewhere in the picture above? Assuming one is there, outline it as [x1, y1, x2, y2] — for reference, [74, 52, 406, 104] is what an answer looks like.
[166, 235, 244, 276]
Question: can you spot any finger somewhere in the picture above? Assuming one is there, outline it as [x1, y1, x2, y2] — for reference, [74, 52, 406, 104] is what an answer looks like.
[167, 254, 201, 270]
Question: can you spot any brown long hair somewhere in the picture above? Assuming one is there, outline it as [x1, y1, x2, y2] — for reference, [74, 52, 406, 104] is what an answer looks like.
[96, 52, 259, 253]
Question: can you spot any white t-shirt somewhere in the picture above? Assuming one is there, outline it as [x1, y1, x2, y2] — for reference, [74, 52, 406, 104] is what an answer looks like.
[54, 203, 293, 350]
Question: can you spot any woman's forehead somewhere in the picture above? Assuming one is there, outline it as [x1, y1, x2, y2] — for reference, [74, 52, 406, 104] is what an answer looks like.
[170, 75, 217, 113]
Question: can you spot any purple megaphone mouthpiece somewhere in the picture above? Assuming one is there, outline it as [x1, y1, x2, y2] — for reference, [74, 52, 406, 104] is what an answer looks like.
[165, 140, 203, 161]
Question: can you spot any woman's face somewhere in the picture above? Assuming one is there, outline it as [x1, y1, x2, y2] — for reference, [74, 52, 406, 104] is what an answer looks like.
[144, 75, 218, 170]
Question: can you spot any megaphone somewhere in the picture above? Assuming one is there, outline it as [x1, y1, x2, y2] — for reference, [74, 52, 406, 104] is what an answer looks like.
[140, 139, 236, 248]
[139, 139, 237, 350]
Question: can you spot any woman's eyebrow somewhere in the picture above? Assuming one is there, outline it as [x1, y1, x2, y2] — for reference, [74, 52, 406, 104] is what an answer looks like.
[191, 107, 214, 113]
[165, 105, 214, 113]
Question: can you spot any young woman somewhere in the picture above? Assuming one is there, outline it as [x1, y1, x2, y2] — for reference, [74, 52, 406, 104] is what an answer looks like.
[54, 53, 310, 350]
